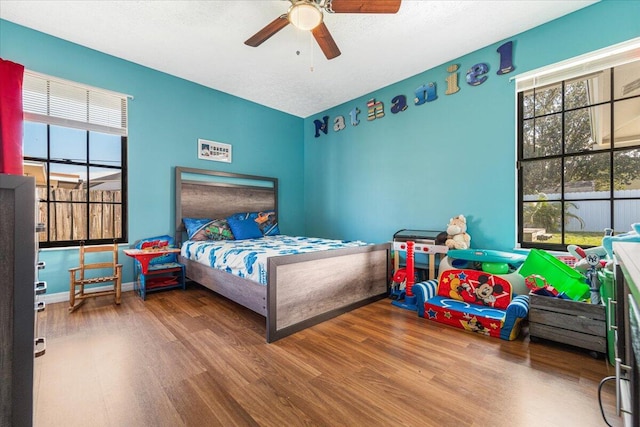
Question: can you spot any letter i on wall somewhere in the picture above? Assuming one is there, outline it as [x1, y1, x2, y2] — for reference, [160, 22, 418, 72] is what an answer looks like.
[445, 64, 460, 95]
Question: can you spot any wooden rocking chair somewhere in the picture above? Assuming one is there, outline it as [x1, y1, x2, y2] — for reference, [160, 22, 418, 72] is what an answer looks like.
[69, 241, 122, 312]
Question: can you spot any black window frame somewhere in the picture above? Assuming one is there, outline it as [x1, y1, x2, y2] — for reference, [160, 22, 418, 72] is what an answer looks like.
[517, 64, 640, 252]
[24, 124, 128, 248]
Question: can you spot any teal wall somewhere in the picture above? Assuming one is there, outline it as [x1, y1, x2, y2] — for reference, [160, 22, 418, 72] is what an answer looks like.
[303, 0, 640, 249]
[0, 20, 305, 294]
[2, 0, 639, 296]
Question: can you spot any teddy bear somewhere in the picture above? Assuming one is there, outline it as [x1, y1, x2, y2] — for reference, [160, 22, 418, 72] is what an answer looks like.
[445, 214, 471, 250]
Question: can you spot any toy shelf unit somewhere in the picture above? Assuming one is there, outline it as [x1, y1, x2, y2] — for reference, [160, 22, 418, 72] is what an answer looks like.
[124, 246, 185, 300]
[392, 229, 448, 281]
[528, 293, 607, 358]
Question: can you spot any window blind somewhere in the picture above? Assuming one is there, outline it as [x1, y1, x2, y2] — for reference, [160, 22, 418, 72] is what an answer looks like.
[22, 71, 129, 136]
[513, 36, 640, 92]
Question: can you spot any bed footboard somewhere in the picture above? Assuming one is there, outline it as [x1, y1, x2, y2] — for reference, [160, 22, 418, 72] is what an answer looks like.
[178, 255, 268, 316]
[266, 243, 390, 342]
[180, 243, 390, 343]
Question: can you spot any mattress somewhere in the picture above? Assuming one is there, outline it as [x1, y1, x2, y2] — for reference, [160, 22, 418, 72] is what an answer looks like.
[181, 235, 367, 285]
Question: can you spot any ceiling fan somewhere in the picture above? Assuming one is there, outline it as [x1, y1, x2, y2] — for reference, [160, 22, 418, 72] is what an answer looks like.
[244, 0, 402, 60]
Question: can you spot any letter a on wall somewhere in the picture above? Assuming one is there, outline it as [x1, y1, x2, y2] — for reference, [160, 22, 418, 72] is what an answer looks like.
[391, 95, 408, 114]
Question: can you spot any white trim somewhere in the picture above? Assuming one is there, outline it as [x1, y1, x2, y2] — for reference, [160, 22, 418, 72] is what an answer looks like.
[23, 112, 127, 136]
[22, 70, 130, 136]
[512, 37, 640, 92]
[24, 69, 132, 100]
[39, 281, 135, 304]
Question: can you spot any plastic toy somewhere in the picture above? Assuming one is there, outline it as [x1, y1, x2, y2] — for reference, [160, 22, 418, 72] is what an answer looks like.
[391, 241, 419, 310]
[567, 240, 608, 303]
[567, 243, 607, 272]
[447, 248, 526, 266]
[525, 274, 566, 298]
[602, 223, 640, 259]
[392, 229, 449, 282]
[519, 249, 589, 301]
[442, 249, 528, 295]
[389, 268, 408, 299]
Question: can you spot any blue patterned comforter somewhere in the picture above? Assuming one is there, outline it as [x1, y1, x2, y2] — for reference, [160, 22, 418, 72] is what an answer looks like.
[181, 235, 368, 285]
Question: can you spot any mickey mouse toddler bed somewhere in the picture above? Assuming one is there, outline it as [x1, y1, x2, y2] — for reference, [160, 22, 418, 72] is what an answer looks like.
[175, 167, 390, 343]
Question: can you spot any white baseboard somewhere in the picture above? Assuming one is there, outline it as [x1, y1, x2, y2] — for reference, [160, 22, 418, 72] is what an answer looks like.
[38, 281, 135, 304]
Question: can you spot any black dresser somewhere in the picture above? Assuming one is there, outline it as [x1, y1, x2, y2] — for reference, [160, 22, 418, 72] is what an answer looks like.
[613, 242, 640, 426]
[0, 174, 36, 427]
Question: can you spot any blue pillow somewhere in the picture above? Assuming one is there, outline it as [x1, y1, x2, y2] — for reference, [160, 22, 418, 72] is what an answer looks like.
[227, 210, 280, 236]
[226, 216, 263, 240]
[183, 217, 212, 240]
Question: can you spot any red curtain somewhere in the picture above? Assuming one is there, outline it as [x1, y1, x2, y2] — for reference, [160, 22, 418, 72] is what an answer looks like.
[0, 58, 25, 175]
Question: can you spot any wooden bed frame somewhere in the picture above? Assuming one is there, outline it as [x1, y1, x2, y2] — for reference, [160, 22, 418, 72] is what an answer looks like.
[175, 167, 390, 342]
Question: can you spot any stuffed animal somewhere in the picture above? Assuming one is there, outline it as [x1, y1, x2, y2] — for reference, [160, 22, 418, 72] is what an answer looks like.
[445, 215, 471, 250]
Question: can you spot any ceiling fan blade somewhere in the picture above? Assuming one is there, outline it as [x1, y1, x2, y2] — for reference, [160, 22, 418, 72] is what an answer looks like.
[312, 22, 341, 60]
[244, 15, 290, 47]
[329, 0, 401, 14]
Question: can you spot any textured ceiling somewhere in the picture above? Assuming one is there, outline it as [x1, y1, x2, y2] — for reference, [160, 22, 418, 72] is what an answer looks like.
[0, 0, 597, 118]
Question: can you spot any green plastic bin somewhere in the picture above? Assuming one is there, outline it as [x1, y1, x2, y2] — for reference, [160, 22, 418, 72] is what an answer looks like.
[598, 268, 616, 366]
[519, 249, 590, 301]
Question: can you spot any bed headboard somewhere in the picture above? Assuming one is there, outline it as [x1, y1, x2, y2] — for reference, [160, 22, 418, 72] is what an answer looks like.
[175, 167, 278, 240]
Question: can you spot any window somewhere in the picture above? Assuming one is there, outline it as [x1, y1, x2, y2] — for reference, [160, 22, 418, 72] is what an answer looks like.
[22, 72, 128, 248]
[516, 39, 640, 251]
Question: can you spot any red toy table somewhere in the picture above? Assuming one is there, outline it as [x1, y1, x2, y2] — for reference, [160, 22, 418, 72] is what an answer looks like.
[123, 248, 180, 274]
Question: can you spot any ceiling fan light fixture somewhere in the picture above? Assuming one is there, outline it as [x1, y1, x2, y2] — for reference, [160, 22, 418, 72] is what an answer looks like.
[288, 2, 323, 31]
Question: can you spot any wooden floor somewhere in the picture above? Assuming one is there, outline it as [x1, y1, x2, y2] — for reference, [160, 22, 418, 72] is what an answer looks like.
[35, 284, 622, 427]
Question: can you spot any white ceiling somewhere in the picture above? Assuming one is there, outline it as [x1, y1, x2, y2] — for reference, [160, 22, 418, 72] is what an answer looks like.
[0, 0, 597, 118]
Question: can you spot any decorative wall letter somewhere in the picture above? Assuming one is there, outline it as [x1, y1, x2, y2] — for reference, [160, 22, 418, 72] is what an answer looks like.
[309, 40, 515, 140]
[367, 98, 385, 121]
[445, 64, 460, 95]
[414, 82, 437, 105]
[349, 107, 361, 126]
[314, 116, 329, 138]
[391, 95, 408, 114]
[466, 63, 489, 86]
[496, 41, 515, 75]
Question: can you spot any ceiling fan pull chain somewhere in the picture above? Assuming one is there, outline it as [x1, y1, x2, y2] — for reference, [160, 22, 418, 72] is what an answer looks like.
[310, 31, 315, 72]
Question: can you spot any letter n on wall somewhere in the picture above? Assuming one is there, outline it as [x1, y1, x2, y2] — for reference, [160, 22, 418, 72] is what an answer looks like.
[314, 116, 329, 138]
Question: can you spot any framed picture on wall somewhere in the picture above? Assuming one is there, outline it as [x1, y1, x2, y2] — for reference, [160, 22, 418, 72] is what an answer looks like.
[198, 139, 232, 163]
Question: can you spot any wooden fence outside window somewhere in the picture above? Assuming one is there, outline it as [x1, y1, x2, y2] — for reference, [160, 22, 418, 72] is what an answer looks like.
[36, 187, 122, 242]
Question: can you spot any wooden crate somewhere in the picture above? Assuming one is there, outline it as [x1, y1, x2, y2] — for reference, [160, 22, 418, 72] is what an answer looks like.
[528, 292, 606, 355]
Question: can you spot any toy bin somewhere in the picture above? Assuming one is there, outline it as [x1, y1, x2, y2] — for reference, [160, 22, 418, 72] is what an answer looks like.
[528, 292, 606, 358]
[598, 268, 616, 365]
[519, 249, 589, 301]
